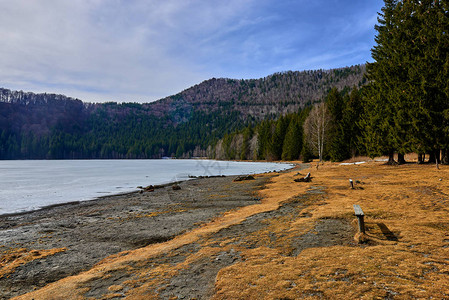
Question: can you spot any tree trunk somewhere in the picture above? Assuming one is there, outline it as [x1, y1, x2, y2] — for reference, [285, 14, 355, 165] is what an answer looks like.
[417, 153, 424, 164]
[428, 152, 436, 164]
[436, 149, 441, 164]
[435, 149, 441, 169]
[397, 153, 406, 165]
[442, 149, 449, 165]
[385, 152, 397, 165]
[428, 149, 440, 167]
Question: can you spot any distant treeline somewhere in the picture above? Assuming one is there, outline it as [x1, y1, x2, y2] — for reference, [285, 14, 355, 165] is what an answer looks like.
[0, 106, 245, 159]
[0, 65, 365, 160]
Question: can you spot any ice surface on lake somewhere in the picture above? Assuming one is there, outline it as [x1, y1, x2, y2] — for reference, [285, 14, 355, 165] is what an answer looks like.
[0, 159, 293, 215]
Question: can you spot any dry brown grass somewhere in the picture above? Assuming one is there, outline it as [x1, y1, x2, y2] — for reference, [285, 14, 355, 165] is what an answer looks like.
[1, 247, 67, 279]
[13, 162, 449, 299]
[213, 162, 449, 299]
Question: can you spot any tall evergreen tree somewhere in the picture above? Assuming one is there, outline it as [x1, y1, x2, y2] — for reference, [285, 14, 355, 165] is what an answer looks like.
[326, 88, 348, 161]
[343, 87, 363, 157]
[363, 0, 406, 163]
[363, 0, 449, 164]
[240, 127, 253, 160]
[269, 115, 289, 160]
[257, 120, 273, 160]
[411, 0, 449, 162]
[281, 116, 303, 161]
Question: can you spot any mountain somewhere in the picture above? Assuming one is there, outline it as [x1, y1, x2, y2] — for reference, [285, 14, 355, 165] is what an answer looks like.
[0, 65, 366, 159]
[147, 65, 366, 120]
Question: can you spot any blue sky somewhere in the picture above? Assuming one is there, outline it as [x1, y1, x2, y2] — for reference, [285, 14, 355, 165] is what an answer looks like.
[0, 0, 384, 103]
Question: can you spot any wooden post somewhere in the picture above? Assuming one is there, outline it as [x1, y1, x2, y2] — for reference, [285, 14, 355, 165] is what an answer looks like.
[349, 179, 354, 189]
[353, 204, 365, 234]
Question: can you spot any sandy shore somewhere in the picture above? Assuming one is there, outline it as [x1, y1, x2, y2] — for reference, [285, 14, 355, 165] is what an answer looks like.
[0, 174, 273, 299]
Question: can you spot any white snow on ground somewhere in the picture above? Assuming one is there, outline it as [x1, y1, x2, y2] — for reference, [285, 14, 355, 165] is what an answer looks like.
[339, 161, 367, 165]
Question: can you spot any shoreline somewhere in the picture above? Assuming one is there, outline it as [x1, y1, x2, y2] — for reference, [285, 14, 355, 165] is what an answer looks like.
[0, 173, 273, 299]
[0, 159, 295, 217]
[0, 180, 185, 219]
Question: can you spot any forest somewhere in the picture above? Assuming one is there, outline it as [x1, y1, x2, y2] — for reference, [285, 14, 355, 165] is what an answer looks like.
[362, 0, 449, 164]
[211, 86, 362, 162]
[0, 66, 364, 160]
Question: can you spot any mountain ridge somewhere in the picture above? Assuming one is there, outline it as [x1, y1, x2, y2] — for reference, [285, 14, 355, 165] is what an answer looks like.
[146, 65, 366, 120]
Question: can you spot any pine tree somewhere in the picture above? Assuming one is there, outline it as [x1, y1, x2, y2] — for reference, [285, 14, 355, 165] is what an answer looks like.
[240, 127, 253, 160]
[326, 88, 348, 161]
[364, 0, 449, 164]
[343, 87, 363, 157]
[269, 116, 289, 160]
[411, 0, 449, 162]
[257, 120, 273, 160]
[362, 0, 402, 163]
[281, 116, 302, 161]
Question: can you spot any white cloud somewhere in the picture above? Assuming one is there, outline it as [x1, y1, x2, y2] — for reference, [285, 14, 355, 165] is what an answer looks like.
[0, 0, 383, 103]
[0, 0, 225, 101]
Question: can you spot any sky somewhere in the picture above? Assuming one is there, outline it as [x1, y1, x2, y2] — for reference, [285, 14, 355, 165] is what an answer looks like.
[0, 0, 385, 103]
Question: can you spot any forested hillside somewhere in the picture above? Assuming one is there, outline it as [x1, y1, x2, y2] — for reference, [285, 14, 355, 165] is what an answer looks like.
[0, 66, 365, 159]
[149, 66, 365, 120]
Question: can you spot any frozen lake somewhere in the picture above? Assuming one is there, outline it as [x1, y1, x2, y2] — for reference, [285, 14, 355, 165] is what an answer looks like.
[0, 159, 293, 215]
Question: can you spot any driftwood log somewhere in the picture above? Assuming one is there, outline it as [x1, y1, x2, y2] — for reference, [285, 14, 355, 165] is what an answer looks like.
[294, 172, 311, 182]
[233, 175, 255, 182]
[137, 185, 155, 193]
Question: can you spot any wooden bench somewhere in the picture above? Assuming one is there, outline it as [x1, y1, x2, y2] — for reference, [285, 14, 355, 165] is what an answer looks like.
[353, 204, 365, 234]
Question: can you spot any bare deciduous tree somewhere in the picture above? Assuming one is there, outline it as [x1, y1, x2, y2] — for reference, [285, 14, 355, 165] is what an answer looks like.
[304, 102, 332, 162]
